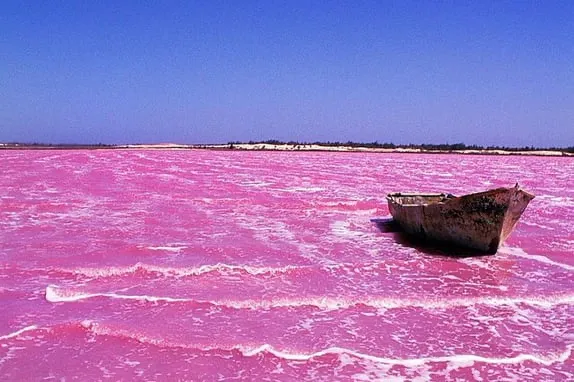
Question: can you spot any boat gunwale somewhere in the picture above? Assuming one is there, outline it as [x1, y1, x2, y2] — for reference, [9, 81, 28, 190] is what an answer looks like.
[386, 192, 452, 207]
[386, 186, 535, 208]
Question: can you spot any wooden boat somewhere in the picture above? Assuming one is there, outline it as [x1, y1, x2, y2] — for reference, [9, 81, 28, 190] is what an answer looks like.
[386, 184, 534, 253]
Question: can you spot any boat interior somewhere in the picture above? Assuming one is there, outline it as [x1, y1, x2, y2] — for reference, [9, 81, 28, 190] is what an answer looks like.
[387, 193, 455, 206]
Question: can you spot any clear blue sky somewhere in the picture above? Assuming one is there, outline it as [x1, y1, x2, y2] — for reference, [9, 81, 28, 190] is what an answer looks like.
[1, 1, 572, 146]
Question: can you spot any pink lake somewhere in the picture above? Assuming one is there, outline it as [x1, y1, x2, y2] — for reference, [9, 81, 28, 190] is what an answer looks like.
[0, 150, 573, 381]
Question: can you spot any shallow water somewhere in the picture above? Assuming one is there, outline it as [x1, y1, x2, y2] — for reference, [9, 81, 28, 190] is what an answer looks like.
[0, 150, 573, 381]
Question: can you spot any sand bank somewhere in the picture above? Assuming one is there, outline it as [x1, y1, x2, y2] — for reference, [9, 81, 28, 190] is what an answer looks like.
[1, 143, 572, 156]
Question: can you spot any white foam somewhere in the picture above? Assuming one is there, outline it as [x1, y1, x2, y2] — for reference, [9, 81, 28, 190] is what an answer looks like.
[76, 321, 574, 368]
[0, 325, 38, 341]
[239, 343, 573, 367]
[241, 180, 274, 188]
[233, 213, 329, 265]
[319, 201, 360, 207]
[45, 286, 574, 310]
[146, 246, 187, 252]
[46, 285, 190, 303]
[330, 221, 369, 241]
[535, 195, 574, 207]
[59, 263, 301, 278]
[281, 186, 325, 193]
[521, 220, 555, 231]
[471, 368, 484, 381]
[501, 246, 574, 271]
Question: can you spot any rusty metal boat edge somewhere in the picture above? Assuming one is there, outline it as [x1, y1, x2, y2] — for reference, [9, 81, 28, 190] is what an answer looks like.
[386, 184, 535, 254]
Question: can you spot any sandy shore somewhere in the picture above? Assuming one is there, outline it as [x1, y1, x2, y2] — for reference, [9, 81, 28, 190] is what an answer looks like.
[120, 143, 573, 156]
[1, 143, 572, 156]
[225, 143, 572, 156]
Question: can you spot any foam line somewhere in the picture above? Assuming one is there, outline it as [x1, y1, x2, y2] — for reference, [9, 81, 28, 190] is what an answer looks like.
[79, 321, 573, 367]
[0, 325, 38, 341]
[46, 286, 574, 310]
[146, 246, 187, 252]
[223, 295, 574, 310]
[58, 263, 302, 278]
[239, 344, 573, 367]
[501, 246, 574, 271]
[45, 285, 190, 303]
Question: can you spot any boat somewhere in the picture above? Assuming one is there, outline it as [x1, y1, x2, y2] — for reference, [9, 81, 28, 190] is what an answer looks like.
[386, 184, 535, 253]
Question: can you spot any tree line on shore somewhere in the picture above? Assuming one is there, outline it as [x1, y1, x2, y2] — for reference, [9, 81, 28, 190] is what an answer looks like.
[2, 140, 573, 153]
[229, 140, 574, 153]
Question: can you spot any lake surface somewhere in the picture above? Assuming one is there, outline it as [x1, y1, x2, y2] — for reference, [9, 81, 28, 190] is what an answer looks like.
[1, 150, 573, 381]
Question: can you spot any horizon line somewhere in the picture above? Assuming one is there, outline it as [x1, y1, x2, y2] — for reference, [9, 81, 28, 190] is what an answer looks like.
[1, 140, 573, 151]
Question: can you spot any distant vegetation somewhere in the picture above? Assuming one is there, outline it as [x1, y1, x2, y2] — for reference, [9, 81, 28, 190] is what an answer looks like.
[228, 140, 574, 153]
[1, 140, 573, 153]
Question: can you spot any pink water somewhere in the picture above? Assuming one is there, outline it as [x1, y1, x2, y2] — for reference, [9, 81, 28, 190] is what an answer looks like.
[1, 150, 573, 381]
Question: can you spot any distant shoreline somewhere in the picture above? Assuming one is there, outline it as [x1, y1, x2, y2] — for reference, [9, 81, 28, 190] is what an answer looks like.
[1, 142, 573, 157]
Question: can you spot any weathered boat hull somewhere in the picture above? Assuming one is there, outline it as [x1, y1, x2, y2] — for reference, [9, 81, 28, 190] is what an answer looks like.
[387, 185, 535, 253]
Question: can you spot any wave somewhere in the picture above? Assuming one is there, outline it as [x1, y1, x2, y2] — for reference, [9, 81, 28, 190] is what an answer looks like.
[240, 343, 573, 367]
[55, 262, 303, 278]
[53, 247, 573, 282]
[88, 321, 573, 366]
[535, 195, 574, 208]
[3, 322, 572, 367]
[501, 247, 574, 271]
[146, 246, 187, 252]
[0, 325, 39, 341]
[41, 321, 574, 367]
[45, 285, 574, 310]
[521, 220, 555, 231]
[45, 285, 190, 303]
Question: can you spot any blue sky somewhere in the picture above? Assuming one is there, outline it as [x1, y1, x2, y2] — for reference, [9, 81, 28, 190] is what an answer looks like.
[1, 1, 572, 146]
